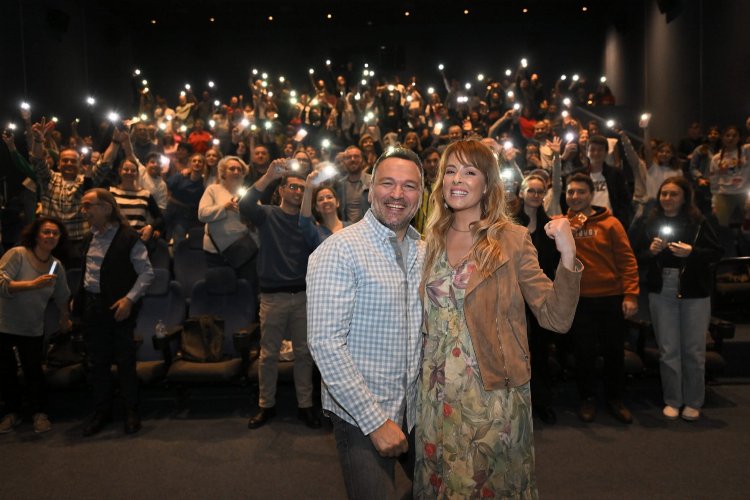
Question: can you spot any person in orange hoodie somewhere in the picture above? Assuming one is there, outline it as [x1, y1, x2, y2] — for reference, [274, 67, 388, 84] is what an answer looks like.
[565, 172, 639, 424]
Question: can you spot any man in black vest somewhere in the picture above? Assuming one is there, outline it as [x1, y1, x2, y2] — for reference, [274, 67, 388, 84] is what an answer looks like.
[77, 188, 154, 436]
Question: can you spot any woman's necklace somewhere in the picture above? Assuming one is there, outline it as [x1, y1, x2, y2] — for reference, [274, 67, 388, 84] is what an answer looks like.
[450, 224, 472, 233]
[32, 248, 51, 264]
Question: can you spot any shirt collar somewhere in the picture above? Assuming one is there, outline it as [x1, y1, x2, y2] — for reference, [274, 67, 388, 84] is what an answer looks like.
[92, 223, 117, 237]
[363, 209, 420, 244]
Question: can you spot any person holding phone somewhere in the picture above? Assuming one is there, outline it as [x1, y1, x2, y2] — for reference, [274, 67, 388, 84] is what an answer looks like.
[0, 217, 71, 434]
[631, 177, 722, 421]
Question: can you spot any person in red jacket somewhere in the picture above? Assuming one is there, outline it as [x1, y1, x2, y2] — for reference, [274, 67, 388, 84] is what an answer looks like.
[565, 173, 640, 424]
[187, 119, 213, 155]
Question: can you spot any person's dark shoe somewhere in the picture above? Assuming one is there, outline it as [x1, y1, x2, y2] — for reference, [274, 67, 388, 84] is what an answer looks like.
[124, 410, 142, 435]
[248, 407, 276, 429]
[298, 407, 321, 429]
[578, 397, 597, 423]
[82, 413, 112, 437]
[607, 399, 633, 424]
[533, 405, 557, 425]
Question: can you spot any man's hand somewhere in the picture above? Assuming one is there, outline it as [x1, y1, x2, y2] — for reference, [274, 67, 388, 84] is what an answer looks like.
[110, 297, 133, 322]
[58, 315, 72, 333]
[139, 224, 154, 241]
[546, 136, 562, 155]
[622, 298, 638, 319]
[369, 419, 408, 458]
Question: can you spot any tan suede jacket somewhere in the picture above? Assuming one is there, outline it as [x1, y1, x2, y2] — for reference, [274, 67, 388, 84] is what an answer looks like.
[462, 224, 582, 391]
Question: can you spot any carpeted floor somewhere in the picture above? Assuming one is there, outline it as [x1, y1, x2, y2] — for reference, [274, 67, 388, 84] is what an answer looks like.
[2, 375, 749, 500]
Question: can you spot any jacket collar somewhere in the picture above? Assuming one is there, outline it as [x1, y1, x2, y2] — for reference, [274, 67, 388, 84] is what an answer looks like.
[465, 246, 510, 297]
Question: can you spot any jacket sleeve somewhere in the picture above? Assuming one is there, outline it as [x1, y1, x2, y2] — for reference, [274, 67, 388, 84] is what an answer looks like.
[609, 221, 640, 301]
[517, 232, 582, 333]
[687, 219, 723, 266]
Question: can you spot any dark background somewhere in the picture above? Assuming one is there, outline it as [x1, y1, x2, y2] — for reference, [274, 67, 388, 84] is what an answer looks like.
[0, 0, 747, 147]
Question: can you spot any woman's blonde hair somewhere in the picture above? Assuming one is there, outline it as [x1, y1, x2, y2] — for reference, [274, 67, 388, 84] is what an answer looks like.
[422, 139, 512, 288]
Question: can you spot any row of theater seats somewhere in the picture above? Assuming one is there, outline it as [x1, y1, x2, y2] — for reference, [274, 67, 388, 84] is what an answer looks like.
[41, 265, 269, 407]
[37, 233, 749, 408]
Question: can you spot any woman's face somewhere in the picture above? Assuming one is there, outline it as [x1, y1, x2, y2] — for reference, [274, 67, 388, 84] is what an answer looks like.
[659, 182, 685, 216]
[404, 133, 418, 150]
[722, 128, 739, 148]
[205, 149, 220, 167]
[223, 159, 244, 185]
[36, 221, 61, 253]
[522, 179, 547, 209]
[361, 137, 374, 151]
[656, 145, 673, 166]
[119, 161, 139, 182]
[442, 153, 487, 215]
[315, 188, 338, 216]
[305, 146, 318, 159]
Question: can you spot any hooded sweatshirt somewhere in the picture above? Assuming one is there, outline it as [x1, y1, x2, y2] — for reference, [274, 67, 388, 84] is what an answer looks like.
[566, 206, 639, 300]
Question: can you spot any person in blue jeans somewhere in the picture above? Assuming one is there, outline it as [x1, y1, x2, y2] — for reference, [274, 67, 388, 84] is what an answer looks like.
[632, 176, 722, 421]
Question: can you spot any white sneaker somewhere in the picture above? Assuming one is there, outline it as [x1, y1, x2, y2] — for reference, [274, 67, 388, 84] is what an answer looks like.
[663, 405, 680, 420]
[0, 413, 21, 433]
[33, 413, 52, 434]
[681, 406, 701, 421]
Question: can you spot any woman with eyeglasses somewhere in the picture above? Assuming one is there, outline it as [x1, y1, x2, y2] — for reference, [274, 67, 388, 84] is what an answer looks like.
[515, 174, 562, 425]
[0, 217, 71, 434]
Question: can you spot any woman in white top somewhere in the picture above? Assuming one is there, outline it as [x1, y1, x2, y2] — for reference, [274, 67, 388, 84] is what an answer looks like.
[709, 125, 750, 226]
[198, 156, 257, 284]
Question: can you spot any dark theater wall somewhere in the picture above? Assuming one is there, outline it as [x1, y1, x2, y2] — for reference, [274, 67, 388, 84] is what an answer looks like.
[604, 0, 748, 144]
[1, 0, 746, 146]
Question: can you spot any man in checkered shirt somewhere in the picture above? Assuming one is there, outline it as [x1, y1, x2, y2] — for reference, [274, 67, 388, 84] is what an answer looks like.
[308, 147, 425, 499]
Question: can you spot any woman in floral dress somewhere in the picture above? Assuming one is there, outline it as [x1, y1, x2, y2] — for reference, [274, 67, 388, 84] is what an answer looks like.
[415, 140, 582, 498]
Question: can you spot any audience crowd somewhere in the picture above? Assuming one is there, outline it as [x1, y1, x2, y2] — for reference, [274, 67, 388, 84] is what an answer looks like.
[1, 60, 749, 436]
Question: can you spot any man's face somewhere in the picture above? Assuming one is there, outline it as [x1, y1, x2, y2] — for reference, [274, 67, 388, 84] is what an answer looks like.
[533, 122, 549, 141]
[253, 147, 269, 166]
[368, 157, 422, 234]
[58, 150, 81, 180]
[280, 177, 306, 208]
[344, 148, 363, 174]
[80, 191, 111, 229]
[566, 181, 593, 213]
[423, 152, 440, 183]
[134, 124, 149, 143]
[448, 126, 463, 141]
[146, 158, 160, 177]
[587, 142, 607, 164]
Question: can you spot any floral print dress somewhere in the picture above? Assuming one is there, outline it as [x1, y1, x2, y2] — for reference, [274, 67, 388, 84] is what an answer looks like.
[415, 254, 537, 499]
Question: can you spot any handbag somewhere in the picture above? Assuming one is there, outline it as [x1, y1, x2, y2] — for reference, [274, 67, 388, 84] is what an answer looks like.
[178, 315, 225, 363]
[208, 231, 257, 270]
[46, 327, 85, 368]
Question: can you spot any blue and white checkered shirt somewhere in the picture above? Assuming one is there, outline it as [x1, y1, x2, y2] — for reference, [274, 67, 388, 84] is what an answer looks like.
[307, 210, 425, 435]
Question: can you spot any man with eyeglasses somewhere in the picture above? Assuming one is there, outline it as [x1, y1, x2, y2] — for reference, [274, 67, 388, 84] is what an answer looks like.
[336, 145, 371, 223]
[239, 159, 320, 430]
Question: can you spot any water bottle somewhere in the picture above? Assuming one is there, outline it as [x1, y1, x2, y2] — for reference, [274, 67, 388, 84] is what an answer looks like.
[155, 320, 167, 339]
